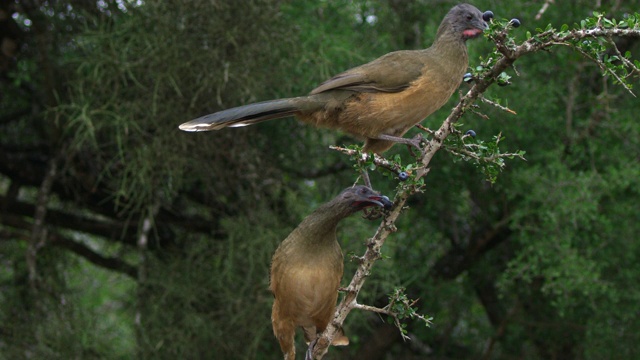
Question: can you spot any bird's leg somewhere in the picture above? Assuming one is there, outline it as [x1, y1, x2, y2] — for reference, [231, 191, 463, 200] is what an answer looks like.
[305, 339, 318, 360]
[375, 133, 424, 152]
[360, 169, 372, 188]
[359, 166, 384, 219]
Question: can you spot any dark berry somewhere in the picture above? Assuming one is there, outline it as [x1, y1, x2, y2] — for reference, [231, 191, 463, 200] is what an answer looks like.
[510, 18, 521, 28]
[463, 73, 473, 83]
[398, 171, 409, 181]
[482, 10, 494, 22]
[465, 130, 477, 138]
[381, 195, 393, 209]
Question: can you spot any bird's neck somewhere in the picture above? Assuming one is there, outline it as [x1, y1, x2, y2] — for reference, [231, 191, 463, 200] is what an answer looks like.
[431, 23, 469, 63]
[296, 202, 351, 245]
[422, 23, 469, 83]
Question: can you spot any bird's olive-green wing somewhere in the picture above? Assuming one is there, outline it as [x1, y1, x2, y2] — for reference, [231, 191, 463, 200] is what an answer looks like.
[309, 50, 427, 95]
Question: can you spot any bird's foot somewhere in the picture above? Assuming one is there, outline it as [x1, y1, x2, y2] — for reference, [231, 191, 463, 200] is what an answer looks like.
[406, 133, 424, 157]
[362, 206, 385, 220]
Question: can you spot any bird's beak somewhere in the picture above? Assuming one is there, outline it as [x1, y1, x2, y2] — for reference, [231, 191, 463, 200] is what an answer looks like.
[368, 195, 394, 210]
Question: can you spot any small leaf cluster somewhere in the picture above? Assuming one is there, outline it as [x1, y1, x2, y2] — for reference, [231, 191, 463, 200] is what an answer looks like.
[570, 12, 640, 90]
[579, 11, 639, 30]
[522, 12, 640, 92]
[444, 127, 526, 184]
[385, 287, 432, 339]
[385, 154, 425, 186]
[346, 144, 376, 173]
[470, 63, 512, 87]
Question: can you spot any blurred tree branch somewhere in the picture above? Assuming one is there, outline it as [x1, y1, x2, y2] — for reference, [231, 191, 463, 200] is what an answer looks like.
[50, 233, 137, 278]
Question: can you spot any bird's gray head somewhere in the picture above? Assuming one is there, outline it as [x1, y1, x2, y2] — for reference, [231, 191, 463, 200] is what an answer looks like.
[443, 3, 489, 40]
[340, 186, 393, 211]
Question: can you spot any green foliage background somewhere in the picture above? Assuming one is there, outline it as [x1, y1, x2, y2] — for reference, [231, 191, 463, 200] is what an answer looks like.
[0, 0, 638, 359]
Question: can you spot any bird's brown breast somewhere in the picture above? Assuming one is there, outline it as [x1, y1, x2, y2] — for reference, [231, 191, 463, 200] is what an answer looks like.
[343, 65, 463, 138]
[270, 238, 343, 322]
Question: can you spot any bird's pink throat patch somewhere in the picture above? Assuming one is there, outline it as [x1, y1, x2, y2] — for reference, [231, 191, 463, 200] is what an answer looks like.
[463, 28, 484, 38]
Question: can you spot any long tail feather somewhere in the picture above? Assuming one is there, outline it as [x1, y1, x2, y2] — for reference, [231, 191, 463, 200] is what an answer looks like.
[179, 98, 303, 132]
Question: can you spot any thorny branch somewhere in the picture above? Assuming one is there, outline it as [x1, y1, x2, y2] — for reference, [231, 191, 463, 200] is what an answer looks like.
[311, 16, 640, 360]
[479, 95, 517, 115]
[329, 145, 421, 176]
[444, 141, 527, 165]
[353, 296, 433, 343]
